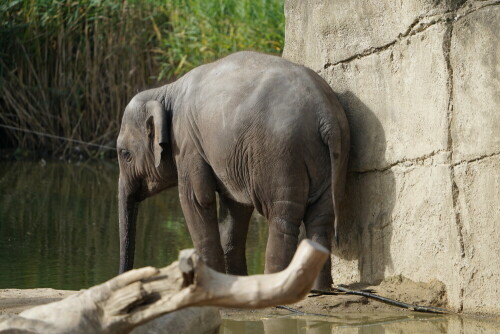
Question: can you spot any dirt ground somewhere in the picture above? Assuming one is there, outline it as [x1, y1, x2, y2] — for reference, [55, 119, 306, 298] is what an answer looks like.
[221, 275, 451, 319]
[1, 275, 498, 322]
[0, 288, 76, 315]
[0, 275, 448, 316]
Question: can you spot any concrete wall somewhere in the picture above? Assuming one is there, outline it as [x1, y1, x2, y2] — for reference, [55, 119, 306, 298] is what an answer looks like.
[283, 0, 499, 314]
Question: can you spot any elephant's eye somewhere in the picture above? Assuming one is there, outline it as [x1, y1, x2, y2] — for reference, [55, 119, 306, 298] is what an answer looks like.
[121, 149, 132, 162]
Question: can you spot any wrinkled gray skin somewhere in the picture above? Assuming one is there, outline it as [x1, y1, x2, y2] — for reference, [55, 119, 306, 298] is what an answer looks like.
[117, 51, 349, 289]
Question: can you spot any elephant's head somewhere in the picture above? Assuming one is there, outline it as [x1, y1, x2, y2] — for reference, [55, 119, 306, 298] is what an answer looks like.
[117, 92, 177, 273]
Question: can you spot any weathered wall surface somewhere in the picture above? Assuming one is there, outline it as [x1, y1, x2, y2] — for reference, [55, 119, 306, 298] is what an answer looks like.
[283, 0, 499, 314]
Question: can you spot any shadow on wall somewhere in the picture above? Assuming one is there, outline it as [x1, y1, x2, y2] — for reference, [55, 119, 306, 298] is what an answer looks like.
[333, 91, 396, 284]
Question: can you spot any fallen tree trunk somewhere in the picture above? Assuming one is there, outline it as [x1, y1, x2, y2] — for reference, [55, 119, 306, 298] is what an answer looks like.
[0, 239, 328, 334]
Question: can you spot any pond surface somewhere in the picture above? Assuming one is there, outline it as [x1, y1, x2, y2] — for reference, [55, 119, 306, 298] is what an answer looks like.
[0, 161, 268, 290]
[219, 312, 500, 333]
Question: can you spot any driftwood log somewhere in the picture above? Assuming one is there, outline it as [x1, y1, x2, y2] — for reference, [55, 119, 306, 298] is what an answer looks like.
[0, 239, 328, 334]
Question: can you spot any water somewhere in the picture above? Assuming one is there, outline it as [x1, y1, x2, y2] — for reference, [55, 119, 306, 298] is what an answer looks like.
[219, 313, 500, 333]
[0, 161, 267, 290]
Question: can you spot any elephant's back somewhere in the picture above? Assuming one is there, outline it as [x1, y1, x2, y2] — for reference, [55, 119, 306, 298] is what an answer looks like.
[177, 51, 339, 137]
[178, 51, 335, 111]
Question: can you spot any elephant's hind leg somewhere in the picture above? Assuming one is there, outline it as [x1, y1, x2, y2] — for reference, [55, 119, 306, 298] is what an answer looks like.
[218, 195, 254, 275]
[304, 189, 334, 289]
[264, 200, 305, 274]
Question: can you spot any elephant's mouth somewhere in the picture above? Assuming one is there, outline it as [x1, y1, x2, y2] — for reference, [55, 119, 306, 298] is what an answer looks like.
[126, 177, 150, 203]
[134, 187, 148, 202]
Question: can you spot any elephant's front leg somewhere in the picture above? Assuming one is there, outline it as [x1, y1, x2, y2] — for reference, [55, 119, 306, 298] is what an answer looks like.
[178, 160, 225, 273]
[218, 195, 253, 275]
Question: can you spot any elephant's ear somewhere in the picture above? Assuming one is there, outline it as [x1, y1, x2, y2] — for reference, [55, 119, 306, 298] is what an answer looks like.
[145, 100, 169, 168]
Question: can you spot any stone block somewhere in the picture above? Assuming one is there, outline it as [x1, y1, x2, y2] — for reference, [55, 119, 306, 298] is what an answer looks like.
[324, 24, 450, 171]
[332, 165, 457, 290]
[450, 6, 500, 162]
[283, 0, 465, 70]
[453, 155, 500, 314]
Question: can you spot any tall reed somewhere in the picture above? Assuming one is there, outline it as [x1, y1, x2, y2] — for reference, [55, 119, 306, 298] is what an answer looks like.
[0, 0, 165, 156]
[154, 0, 284, 80]
[0, 0, 284, 157]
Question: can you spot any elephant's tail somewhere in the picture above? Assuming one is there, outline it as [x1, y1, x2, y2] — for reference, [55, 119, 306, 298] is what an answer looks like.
[322, 117, 349, 246]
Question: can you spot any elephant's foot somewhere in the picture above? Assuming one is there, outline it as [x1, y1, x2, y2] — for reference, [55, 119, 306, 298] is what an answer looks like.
[312, 271, 333, 290]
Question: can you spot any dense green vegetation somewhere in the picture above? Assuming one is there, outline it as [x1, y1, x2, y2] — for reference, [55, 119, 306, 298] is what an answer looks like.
[0, 0, 284, 156]
[155, 0, 283, 80]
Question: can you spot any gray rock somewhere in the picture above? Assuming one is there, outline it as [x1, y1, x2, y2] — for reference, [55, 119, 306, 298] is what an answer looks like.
[451, 6, 500, 162]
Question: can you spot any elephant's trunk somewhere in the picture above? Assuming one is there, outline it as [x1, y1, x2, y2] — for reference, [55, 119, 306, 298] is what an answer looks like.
[118, 178, 139, 273]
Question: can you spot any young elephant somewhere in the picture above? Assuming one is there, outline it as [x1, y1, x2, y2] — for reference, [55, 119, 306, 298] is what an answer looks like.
[117, 51, 349, 289]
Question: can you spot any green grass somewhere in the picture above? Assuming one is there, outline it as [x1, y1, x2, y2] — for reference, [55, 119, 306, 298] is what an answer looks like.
[0, 0, 284, 156]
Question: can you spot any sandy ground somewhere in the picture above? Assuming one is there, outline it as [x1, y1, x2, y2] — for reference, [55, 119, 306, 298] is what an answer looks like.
[0, 288, 76, 315]
[1, 275, 498, 325]
[221, 275, 450, 319]
[0, 275, 449, 316]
